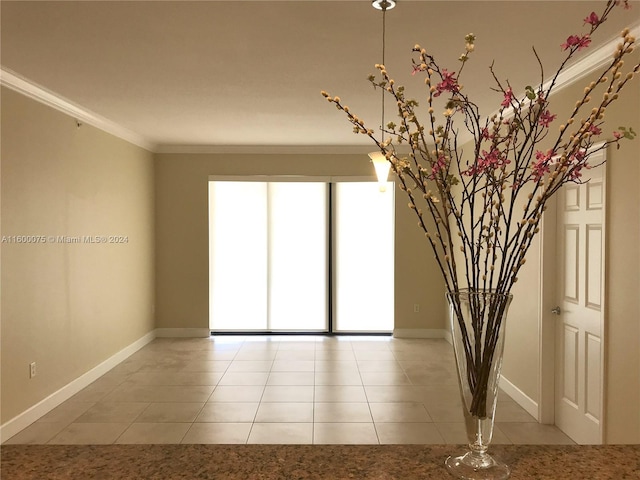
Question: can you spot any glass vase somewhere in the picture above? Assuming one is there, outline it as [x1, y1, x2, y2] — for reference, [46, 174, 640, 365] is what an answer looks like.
[445, 289, 513, 480]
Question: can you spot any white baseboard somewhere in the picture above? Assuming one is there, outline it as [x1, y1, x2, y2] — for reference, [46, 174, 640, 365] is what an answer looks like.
[393, 328, 452, 344]
[155, 328, 211, 338]
[0, 330, 156, 443]
[500, 374, 539, 421]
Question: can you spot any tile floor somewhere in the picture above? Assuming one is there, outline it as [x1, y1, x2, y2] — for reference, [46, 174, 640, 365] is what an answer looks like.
[5, 335, 575, 445]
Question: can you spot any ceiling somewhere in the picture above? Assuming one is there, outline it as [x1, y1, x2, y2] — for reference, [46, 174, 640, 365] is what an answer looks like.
[2, 0, 639, 152]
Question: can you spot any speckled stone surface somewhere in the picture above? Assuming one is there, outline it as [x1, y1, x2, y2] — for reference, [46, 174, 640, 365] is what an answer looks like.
[2, 444, 639, 479]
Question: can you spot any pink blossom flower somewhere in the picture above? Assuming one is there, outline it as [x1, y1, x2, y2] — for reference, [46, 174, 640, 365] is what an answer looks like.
[464, 148, 510, 176]
[584, 12, 600, 26]
[434, 69, 459, 97]
[561, 34, 591, 51]
[501, 87, 514, 108]
[411, 64, 424, 76]
[429, 155, 448, 179]
[588, 124, 602, 135]
[565, 150, 588, 181]
[613, 130, 623, 140]
[538, 110, 557, 127]
[531, 150, 554, 181]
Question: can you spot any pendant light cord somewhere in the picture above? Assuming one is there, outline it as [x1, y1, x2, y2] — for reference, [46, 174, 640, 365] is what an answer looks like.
[381, 4, 387, 144]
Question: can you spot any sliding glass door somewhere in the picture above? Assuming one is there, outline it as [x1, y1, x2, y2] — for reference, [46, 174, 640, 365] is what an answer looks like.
[333, 182, 394, 332]
[209, 181, 327, 331]
[208, 178, 394, 333]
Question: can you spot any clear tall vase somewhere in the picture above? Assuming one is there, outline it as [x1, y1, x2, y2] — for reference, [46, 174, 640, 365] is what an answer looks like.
[445, 289, 513, 480]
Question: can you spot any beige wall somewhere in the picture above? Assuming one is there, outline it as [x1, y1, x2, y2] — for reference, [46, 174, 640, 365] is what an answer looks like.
[0, 87, 156, 423]
[498, 50, 640, 442]
[154, 153, 445, 333]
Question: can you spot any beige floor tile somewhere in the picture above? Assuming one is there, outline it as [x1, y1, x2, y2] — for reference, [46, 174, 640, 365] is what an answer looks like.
[369, 402, 432, 423]
[181, 423, 252, 444]
[226, 360, 274, 372]
[36, 401, 94, 424]
[115, 422, 191, 444]
[315, 351, 357, 362]
[315, 338, 354, 351]
[375, 422, 445, 444]
[89, 371, 131, 387]
[275, 350, 315, 361]
[103, 385, 214, 403]
[356, 360, 404, 373]
[278, 340, 317, 351]
[135, 402, 204, 423]
[271, 360, 315, 372]
[75, 402, 149, 423]
[313, 423, 379, 444]
[200, 351, 238, 361]
[497, 422, 575, 445]
[69, 382, 117, 403]
[234, 351, 278, 361]
[267, 372, 314, 386]
[181, 360, 231, 372]
[495, 401, 537, 422]
[313, 402, 372, 423]
[404, 366, 458, 386]
[126, 371, 223, 386]
[314, 371, 362, 386]
[208, 385, 265, 402]
[8, 336, 573, 447]
[255, 402, 313, 423]
[315, 361, 359, 373]
[195, 402, 259, 423]
[353, 350, 397, 361]
[282, 339, 315, 347]
[4, 422, 68, 444]
[261, 386, 314, 403]
[247, 423, 313, 444]
[351, 339, 391, 350]
[435, 422, 512, 445]
[423, 400, 466, 423]
[360, 371, 412, 386]
[364, 386, 423, 403]
[218, 372, 270, 386]
[314, 385, 367, 403]
[414, 385, 460, 404]
[48, 423, 130, 444]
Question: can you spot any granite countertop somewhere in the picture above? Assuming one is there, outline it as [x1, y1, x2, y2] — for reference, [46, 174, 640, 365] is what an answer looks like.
[2, 444, 640, 479]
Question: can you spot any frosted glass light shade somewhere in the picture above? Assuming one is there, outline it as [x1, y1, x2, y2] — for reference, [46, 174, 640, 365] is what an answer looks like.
[369, 151, 391, 192]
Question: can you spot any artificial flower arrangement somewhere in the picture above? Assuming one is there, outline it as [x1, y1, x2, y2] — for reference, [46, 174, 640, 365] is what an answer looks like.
[322, 1, 637, 476]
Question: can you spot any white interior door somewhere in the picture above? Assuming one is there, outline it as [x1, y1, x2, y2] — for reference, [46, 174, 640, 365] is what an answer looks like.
[554, 158, 605, 444]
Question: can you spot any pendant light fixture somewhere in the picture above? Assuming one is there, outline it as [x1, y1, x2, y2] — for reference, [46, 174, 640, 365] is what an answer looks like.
[369, 0, 396, 192]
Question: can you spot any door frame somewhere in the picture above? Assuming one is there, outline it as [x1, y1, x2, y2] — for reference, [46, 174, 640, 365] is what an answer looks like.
[538, 145, 607, 442]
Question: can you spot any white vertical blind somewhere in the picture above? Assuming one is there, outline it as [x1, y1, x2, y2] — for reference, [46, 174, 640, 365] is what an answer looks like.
[209, 179, 394, 333]
[334, 182, 395, 332]
[209, 180, 328, 331]
[268, 182, 327, 330]
[209, 181, 268, 330]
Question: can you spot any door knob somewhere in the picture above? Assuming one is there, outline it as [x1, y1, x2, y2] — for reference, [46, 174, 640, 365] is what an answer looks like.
[551, 306, 561, 315]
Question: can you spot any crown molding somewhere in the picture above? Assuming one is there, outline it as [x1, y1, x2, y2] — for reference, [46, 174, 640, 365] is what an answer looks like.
[2, 22, 638, 155]
[155, 144, 404, 155]
[0, 67, 156, 152]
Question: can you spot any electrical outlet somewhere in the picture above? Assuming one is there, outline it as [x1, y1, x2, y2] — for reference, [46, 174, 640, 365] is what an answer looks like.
[413, 304, 420, 313]
[29, 362, 36, 378]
